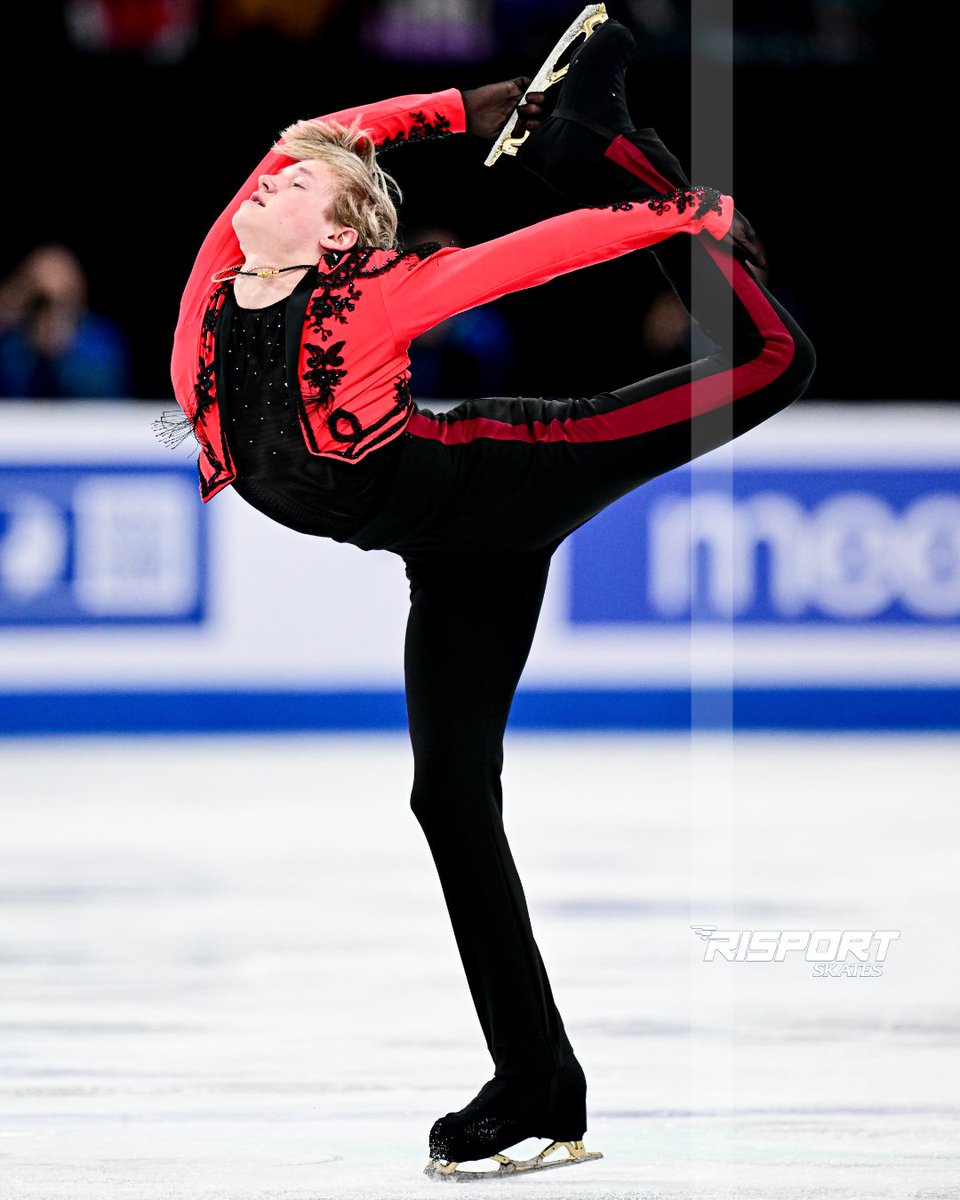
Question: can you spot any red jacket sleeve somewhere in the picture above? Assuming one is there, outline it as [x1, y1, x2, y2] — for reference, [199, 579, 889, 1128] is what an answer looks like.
[380, 191, 735, 348]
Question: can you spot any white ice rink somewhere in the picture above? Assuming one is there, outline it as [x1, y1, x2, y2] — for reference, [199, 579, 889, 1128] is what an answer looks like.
[2, 733, 959, 1199]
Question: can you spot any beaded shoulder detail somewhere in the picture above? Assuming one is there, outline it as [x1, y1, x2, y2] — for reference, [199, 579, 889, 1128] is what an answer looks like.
[300, 243, 439, 423]
[305, 243, 440, 344]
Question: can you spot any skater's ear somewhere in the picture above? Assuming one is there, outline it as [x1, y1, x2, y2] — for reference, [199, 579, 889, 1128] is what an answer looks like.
[318, 224, 360, 253]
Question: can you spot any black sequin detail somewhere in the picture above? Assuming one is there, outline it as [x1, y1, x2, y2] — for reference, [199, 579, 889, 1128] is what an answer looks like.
[377, 111, 453, 153]
[194, 357, 216, 407]
[218, 294, 403, 537]
[588, 184, 725, 222]
[201, 300, 222, 336]
[649, 184, 724, 220]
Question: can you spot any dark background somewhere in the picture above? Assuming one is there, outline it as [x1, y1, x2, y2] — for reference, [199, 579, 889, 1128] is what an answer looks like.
[3, 0, 942, 403]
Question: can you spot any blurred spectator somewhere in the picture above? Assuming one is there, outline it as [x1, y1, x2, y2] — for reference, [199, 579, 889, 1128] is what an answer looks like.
[0, 246, 131, 400]
[403, 227, 515, 400]
[362, 0, 494, 63]
[66, 0, 201, 63]
[215, 0, 348, 42]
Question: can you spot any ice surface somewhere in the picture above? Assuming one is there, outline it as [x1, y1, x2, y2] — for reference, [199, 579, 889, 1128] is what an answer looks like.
[1, 733, 958, 1198]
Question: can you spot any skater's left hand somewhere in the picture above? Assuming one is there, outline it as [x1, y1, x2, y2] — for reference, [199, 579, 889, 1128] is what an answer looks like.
[462, 77, 545, 141]
[728, 208, 768, 272]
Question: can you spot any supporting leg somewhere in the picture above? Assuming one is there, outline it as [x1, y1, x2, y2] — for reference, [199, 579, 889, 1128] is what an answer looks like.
[402, 548, 575, 1076]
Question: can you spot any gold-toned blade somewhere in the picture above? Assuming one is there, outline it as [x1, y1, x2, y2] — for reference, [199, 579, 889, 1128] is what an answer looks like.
[484, 4, 609, 167]
[424, 1139, 604, 1182]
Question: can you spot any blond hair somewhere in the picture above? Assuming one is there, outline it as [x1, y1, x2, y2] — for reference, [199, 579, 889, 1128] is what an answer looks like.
[274, 116, 402, 249]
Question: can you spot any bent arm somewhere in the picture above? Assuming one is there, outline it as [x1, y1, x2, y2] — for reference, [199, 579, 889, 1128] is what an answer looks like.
[177, 89, 467, 323]
[172, 89, 467, 412]
[383, 189, 735, 347]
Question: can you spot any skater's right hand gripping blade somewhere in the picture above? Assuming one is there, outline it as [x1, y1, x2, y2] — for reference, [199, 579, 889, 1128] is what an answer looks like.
[484, 4, 609, 167]
[424, 1139, 604, 1182]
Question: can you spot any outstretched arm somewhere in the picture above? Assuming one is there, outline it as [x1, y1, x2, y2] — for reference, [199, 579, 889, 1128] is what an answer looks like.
[382, 189, 735, 348]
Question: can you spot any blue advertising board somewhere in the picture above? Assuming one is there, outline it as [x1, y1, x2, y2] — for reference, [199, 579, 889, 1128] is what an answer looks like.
[0, 464, 207, 626]
[570, 465, 960, 627]
[2, 403, 959, 734]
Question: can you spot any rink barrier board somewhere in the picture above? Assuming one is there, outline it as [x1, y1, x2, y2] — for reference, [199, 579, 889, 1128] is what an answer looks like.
[1, 687, 959, 736]
[3, 402, 960, 732]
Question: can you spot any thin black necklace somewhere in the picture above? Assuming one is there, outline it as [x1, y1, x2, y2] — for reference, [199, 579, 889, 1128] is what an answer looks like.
[210, 263, 315, 284]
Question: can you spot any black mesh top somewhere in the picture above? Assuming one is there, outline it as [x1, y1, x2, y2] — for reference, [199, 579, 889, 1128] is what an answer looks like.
[219, 287, 404, 540]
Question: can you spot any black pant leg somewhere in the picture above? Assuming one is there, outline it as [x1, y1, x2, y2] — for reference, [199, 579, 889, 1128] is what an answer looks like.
[349, 232, 815, 559]
[402, 548, 575, 1076]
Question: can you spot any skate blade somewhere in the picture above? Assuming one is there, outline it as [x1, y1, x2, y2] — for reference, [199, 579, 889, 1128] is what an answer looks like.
[424, 1139, 603, 1182]
[484, 4, 609, 168]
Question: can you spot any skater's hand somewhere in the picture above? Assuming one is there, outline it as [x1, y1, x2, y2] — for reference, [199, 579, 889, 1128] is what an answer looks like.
[727, 207, 767, 271]
[462, 77, 545, 141]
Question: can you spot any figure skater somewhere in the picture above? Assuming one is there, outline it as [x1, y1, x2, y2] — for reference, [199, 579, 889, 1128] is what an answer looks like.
[167, 9, 814, 1181]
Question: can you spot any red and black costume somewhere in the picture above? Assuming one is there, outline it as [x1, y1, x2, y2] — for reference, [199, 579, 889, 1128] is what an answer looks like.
[171, 89, 732, 507]
[171, 78, 815, 1167]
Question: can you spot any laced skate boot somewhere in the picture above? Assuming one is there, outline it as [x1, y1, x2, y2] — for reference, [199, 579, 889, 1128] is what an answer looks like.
[423, 1057, 603, 1181]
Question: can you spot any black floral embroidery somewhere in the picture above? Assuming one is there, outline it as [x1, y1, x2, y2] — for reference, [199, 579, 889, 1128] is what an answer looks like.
[301, 244, 442, 413]
[201, 280, 231, 338]
[307, 290, 359, 340]
[589, 185, 725, 222]
[691, 186, 725, 220]
[201, 303, 220, 336]
[303, 340, 347, 409]
[377, 111, 453, 154]
[394, 375, 411, 406]
[188, 281, 231, 429]
[648, 184, 724, 220]
[306, 244, 440, 340]
[194, 357, 216, 412]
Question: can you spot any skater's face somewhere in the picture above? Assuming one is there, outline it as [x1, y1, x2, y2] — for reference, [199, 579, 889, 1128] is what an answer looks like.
[233, 160, 358, 258]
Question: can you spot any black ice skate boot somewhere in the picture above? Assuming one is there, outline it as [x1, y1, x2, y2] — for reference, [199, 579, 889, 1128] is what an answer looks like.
[423, 1057, 603, 1181]
[509, 16, 691, 206]
[505, 13, 765, 266]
